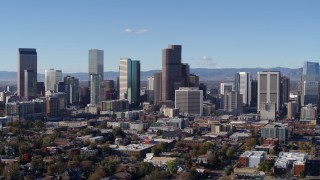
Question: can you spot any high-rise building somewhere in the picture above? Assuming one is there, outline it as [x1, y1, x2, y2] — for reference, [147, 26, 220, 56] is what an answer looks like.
[154, 72, 162, 105]
[162, 45, 188, 102]
[281, 76, 290, 105]
[17, 48, 37, 97]
[90, 74, 101, 105]
[300, 104, 317, 121]
[64, 76, 79, 105]
[88, 49, 104, 80]
[24, 70, 37, 100]
[147, 77, 154, 103]
[301, 61, 320, 106]
[235, 72, 251, 106]
[287, 101, 298, 119]
[251, 79, 258, 107]
[119, 58, 140, 108]
[220, 83, 234, 95]
[257, 71, 281, 112]
[223, 91, 243, 115]
[188, 74, 199, 87]
[175, 87, 203, 116]
[45, 69, 62, 92]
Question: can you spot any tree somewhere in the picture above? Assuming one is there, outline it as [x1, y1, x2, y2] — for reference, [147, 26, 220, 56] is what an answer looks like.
[31, 155, 44, 172]
[198, 142, 213, 155]
[166, 160, 177, 174]
[101, 159, 116, 176]
[112, 127, 126, 138]
[144, 170, 167, 180]
[257, 159, 275, 172]
[224, 165, 233, 176]
[34, 119, 44, 129]
[3, 163, 19, 179]
[140, 162, 155, 177]
[89, 167, 106, 180]
[189, 168, 198, 180]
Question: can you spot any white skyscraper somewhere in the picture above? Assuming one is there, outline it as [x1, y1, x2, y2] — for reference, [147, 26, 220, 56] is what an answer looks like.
[257, 71, 281, 112]
[220, 83, 234, 95]
[45, 69, 62, 92]
[235, 72, 252, 106]
[147, 77, 154, 103]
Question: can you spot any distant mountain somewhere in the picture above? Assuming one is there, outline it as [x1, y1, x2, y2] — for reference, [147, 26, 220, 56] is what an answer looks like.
[0, 67, 301, 82]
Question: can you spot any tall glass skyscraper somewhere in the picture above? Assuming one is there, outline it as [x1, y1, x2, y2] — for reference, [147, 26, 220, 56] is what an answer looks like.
[235, 72, 252, 106]
[301, 61, 320, 106]
[88, 49, 104, 80]
[17, 48, 37, 97]
[119, 58, 140, 108]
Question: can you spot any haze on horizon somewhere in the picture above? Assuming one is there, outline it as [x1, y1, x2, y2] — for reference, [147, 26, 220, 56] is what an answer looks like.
[0, 0, 319, 73]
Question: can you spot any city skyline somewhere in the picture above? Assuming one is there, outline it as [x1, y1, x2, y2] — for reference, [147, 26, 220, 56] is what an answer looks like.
[0, 1, 319, 72]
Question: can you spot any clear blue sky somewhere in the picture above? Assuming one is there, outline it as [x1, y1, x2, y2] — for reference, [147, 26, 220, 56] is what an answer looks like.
[0, 0, 319, 73]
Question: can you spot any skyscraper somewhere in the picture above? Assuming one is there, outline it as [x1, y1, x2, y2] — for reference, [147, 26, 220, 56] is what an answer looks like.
[45, 69, 62, 92]
[301, 61, 320, 106]
[64, 76, 79, 105]
[153, 72, 162, 105]
[90, 74, 101, 105]
[257, 71, 281, 112]
[147, 77, 154, 103]
[235, 72, 252, 106]
[280, 76, 290, 104]
[88, 49, 104, 80]
[24, 70, 37, 100]
[17, 48, 37, 97]
[119, 58, 140, 108]
[175, 87, 203, 116]
[220, 83, 234, 95]
[162, 45, 188, 102]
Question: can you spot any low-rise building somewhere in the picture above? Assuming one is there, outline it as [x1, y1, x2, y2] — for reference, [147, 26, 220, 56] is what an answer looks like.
[144, 153, 176, 167]
[239, 151, 265, 168]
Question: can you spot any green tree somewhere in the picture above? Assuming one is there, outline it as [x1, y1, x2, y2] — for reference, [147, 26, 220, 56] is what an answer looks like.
[166, 160, 177, 174]
[140, 162, 155, 177]
[34, 119, 44, 129]
[189, 168, 198, 180]
[224, 165, 233, 176]
[31, 155, 44, 172]
[112, 127, 125, 138]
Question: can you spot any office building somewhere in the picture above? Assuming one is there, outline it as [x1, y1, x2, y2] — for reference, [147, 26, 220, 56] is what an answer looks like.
[223, 91, 243, 115]
[37, 82, 45, 97]
[251, 79, 258, 107]
[162, 45, 188, 102]
[220, 83, 234, 95]
[64, 76, 79, 104]
[259, 102, 276, 120]
[261, 124, 288, 142]
[239, 151, 265, 168]
[154, 72, 162, 105]
[235, 72, 251, 106]
[287, 101, 298, 119]
[301, 61, 320, 106]
[119, 58, 140, 108]
[45, 69, 62, 92]
[24, 70, 37, 100]
[88, 49, 104, 80]
[300, 103, 317, 121]
[281, 76, 290, 104]
[175, 87, 203, 116]
[257, 71, 281, 112]
[147, 77, 154, 103]
[188, 74, 199, 87]
[90, 74, 101, 105]
[17, 48, 37, 97]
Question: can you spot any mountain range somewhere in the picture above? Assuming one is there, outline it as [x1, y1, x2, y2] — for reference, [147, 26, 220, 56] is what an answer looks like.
[0, 67, 302, 82]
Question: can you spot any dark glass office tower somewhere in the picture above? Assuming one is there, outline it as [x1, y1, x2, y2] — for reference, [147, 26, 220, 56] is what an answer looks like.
[162, 45, 186, 102]
[301, 61, 320, 106]
[17, 48, 37, 97]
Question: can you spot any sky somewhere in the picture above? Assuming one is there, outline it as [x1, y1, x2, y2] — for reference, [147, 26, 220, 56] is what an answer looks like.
[0, 0, 319, 73]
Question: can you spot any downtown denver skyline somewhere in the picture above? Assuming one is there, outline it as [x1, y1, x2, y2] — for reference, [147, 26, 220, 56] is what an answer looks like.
[0, 0, 319, 73]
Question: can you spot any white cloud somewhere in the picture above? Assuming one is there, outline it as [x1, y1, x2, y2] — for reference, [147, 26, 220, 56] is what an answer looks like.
[123, 28, 148, 34]
[135, 28, 148, 34]
[200, 56, 218, 67]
